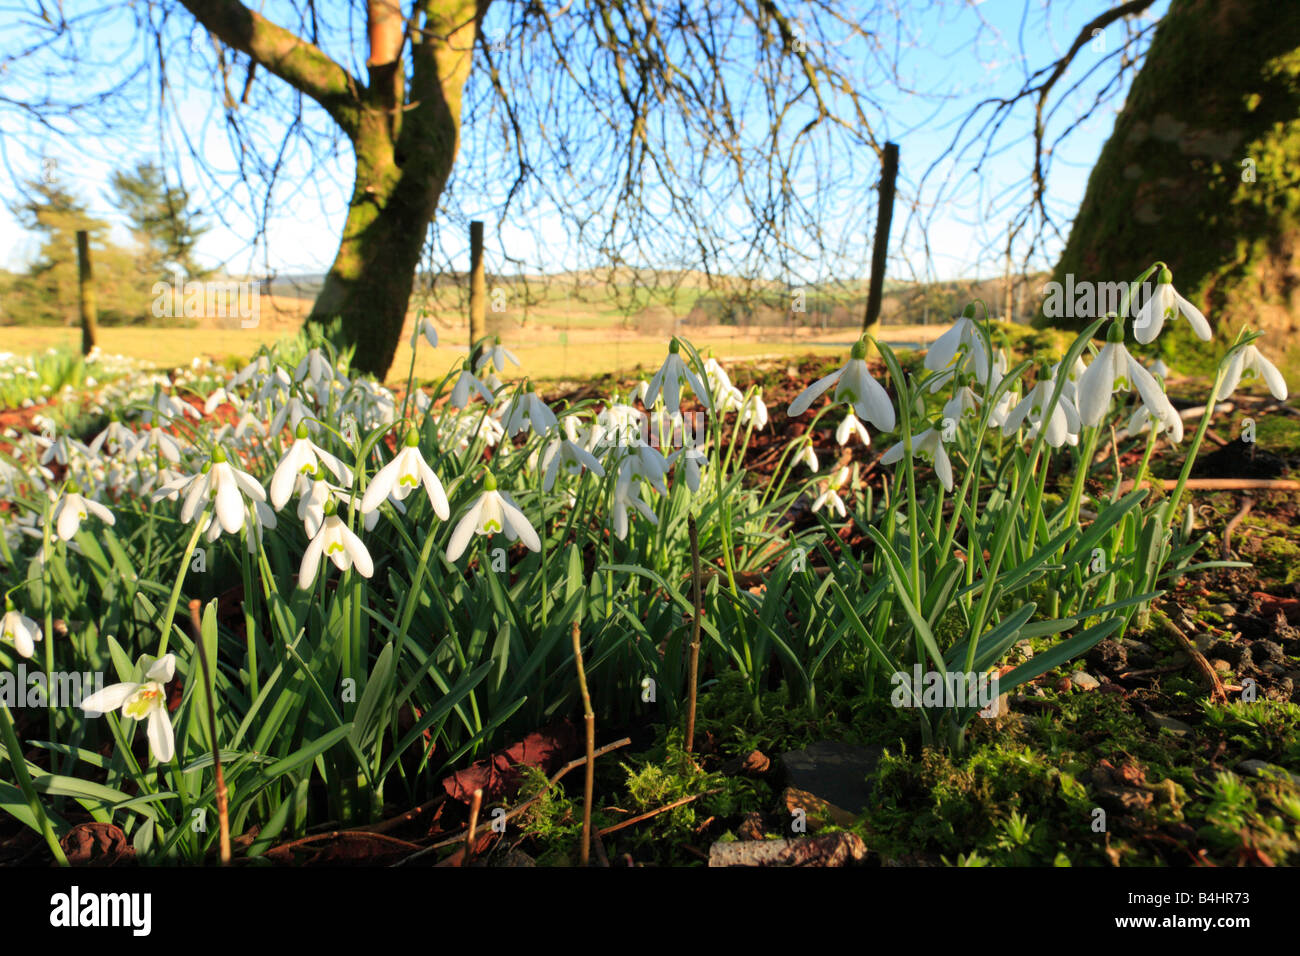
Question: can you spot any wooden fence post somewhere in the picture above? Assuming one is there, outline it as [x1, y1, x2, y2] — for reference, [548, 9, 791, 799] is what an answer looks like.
[75, 229, 98, 356]
[469, 220, 486, 363]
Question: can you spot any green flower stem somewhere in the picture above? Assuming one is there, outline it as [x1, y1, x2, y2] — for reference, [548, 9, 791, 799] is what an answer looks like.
[0, 703, 68, 865]
[158, 516, 207, 658]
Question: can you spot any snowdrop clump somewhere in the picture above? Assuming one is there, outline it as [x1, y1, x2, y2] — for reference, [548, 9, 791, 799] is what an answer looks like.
[0, 266, 1289, 860]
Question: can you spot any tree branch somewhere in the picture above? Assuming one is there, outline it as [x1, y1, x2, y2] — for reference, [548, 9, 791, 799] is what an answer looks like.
[178, 0, 364, 138]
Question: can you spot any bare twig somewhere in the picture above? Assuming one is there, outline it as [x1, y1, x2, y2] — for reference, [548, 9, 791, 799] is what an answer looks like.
[1221, 498, 1254, 559]
[462, 788, 482, 867]
[1154, 608, 1227, 704]
[1118, 478, 1300, 493]
[571, 620, 595, 866]
[595, 788, 722, 838]
[391, 736, 633, 865]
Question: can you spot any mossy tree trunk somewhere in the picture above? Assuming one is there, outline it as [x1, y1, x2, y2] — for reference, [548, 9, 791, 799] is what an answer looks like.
[1043, 0, 1300, 364]
[182, 0, 485, 378]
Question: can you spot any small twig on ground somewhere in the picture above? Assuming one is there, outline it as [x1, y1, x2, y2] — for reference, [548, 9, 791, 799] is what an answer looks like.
[572, 620, 595, 866]
[1154, 608, 1227, 704]
[1221, 498, 1254, 559]
[595, 788, 722, 838]
[1118, 477, 1300, 493]
[462, 788, 483, 867]
[392, 737, 633, 865]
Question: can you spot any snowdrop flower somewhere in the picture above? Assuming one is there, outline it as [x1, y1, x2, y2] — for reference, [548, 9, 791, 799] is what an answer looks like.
[445, 471, 541, 561]
[1051, 355, 1087, 405]
[1149, 358, 1171, 381]
[360, 429, 451, 518]
[619, 443, 670, 496]
[702, 356, 743, 411]
[411, 316, 439, 349]
[88, 417, 134, 457]
[450, 361, 496, 409]
[203, 387, 235, 416]
[52, 484, 115, 541]
[925, 310, 987, 374]
[81, 655, 177, 764]
[645, 338, 708, 416]
[667, 446, 707, 493]
[1002, 374, 1082, 448]
[269, 423, 354, 510]
[796, 442, 819, 472]
[612, 471, 658, 540]
[501, 385, 558, 438]
[1126, 401, 1184, 445]
[738, 389, 769, 430]
[475, 336, 520, 373]
[1, 601, 41, 659]
[298, 509, 374, 586]
[295, 348, 336, 386]
[880, 426, 954, 492]
[269, 396, 315, 438]
[1076, 323, 1180, 432]
[38, 433, 80, 468]
[811, 467, 849, 518]
[788, 338, 895, 431]
[541, 419, 606, 491]
[296, 473, 332, 536]
[942, 385, 981, 424]
[125, 427, 182, 464]
[1132, 266, 1211, 344]
[836, 411, 870, 446]
[180, 448, 267, 535]
[1217, 343, 1288, 401]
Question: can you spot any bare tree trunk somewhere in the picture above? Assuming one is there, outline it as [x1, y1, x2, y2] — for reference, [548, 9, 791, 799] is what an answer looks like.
[182, 0, 485, 379]
[75, 230, 97, 356]
[468, 220, 486, 355]
[1043, 0, 1300, 360]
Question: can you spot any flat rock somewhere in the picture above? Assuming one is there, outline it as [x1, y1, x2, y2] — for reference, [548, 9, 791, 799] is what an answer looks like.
[1238, 760, 1300, 788]
[779, 741, 882, 814]
[1071, 670, 1101, 691]
[1142, 711, 1193, 736]
[708, 832, 868, 867]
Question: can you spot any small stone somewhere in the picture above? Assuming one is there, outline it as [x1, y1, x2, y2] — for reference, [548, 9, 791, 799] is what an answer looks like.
[779, 741, 882, 815]
[1014, 639, 1034, 661]
[1193, 633, 1216, 654]
[781, 787, 857, 831]
[1238, 760, 1300, 788]
[1215, 603, 1237, 618]
[1253, 639, 1285, 665]
[1071, 670, 1101, 691]
[1211, 658, 1232, 674]
[1143, 711, 1193, 736]
[736, 812, 765, 841]
[1055, 676, 1073, 693]
[708, 832, 868, 867]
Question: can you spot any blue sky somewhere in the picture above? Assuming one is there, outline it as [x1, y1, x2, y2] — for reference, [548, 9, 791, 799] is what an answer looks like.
[0, 0, 1168, 285]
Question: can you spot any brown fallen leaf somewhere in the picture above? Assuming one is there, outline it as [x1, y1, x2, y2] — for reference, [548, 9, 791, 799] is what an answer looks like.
[60, 822, 135, 866]
[441, 721, 579, 804]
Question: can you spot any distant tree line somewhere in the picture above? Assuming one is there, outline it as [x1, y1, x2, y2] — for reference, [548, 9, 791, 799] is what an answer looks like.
[1, 162, 209, 327]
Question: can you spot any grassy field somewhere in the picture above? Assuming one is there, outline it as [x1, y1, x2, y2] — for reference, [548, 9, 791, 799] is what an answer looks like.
[0, 313, 943, 385]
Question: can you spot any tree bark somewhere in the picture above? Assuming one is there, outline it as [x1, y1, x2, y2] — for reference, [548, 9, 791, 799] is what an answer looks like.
[1042, 0, 1300, 364]
[181, 0, 486, 378]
